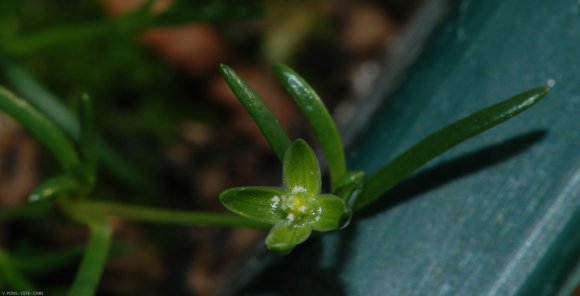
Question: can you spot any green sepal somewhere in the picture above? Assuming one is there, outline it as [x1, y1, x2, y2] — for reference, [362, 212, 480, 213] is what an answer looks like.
[311, 194, 351, 231]
[283, 139, 321, 195]
[219, 187, 285, 224]
[28, 175, 81, 202]
[265, 221, 312, 254]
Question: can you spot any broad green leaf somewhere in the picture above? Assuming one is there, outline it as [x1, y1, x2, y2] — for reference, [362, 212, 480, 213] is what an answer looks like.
[220, 64, 292, 161]
[0, 86, 81, 174]
[333, 171, 366, 208]
[29, 175, 80, 202]
[354, 87, 550, 211]
[311, 194, 351, 231]
[265, 221, 312, 254]
[219, 187, 285, 224]
[273, 64, 346, 190]
[283, 139, 321, 195]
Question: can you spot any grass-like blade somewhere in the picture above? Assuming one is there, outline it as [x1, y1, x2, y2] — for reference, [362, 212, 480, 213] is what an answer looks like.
[78, 94, 97, 186]
[0, 59, 150, 190]
[220, 64, 292, 161]
[273, 64, 346, 189]
[0, 86, 81, 174]
[354, 87, 550, 211]
[9, 246, 84, 276]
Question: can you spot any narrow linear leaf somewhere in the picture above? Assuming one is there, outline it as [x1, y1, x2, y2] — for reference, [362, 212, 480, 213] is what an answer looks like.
[78, 94, 97, 186]
[355, 87, 550, 211]
[220, 64, 292, 161]
[273, 64, 346, 189]
[0, 59, 150, 190]
[0, 86, 81, 173]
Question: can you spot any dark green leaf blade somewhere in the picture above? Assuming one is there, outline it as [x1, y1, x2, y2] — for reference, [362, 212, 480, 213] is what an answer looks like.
[355, 87, 550, 211]
[283, 139, 321, 195]
[220, 64, 292, 161]
[0, 86, 81, 174]
[333, 171, 366, 208]
[219, 187, 286, 224]
[78, 94, 97, 186]
[273, 64, 346, 189]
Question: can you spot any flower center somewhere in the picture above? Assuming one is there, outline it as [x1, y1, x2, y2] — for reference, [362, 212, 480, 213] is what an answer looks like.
[272, 186, 310, 222]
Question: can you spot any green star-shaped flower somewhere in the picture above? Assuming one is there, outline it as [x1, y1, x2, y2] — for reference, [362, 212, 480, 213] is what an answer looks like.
[219, 139, 351, 253]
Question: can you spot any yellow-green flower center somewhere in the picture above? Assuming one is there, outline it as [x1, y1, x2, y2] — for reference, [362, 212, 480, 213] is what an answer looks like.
[272, 186, 311, 222]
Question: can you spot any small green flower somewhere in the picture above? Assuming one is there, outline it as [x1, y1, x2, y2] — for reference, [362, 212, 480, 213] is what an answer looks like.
[219, 139, 351, 254]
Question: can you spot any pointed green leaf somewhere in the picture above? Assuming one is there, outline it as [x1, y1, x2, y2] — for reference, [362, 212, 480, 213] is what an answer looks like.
[265, 221, 312, 254]
[220, 64, 292, 161]
[29, 175, 81, 202]
[0, 86, 81, 174]
[355, 87, 550, 211]
[219, 187, 285, 224]
[311, 194, 351, 231]
[273, 64, 347, 190]
[333, 171, 366, 208]
[283, 139, 321, 195]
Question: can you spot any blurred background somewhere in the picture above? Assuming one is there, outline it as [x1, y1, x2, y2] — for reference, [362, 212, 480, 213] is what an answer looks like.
[0, 0, 434, 294]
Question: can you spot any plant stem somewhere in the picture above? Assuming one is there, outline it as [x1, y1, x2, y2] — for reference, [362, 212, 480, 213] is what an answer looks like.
[67, 217, 112, 296]
[67, 200, 270, 229]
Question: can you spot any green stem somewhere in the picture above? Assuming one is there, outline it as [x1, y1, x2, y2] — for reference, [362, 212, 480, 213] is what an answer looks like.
[67, 199, 270, 229]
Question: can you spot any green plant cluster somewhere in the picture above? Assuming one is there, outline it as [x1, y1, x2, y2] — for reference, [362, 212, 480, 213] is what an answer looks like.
[0, 55, 549, 295]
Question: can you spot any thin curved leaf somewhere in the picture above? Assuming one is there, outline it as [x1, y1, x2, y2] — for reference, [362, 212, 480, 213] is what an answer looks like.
[0, 86, 81, 174]
[355, 87, 550, 211]
[220, 64, 292, 161]
[273, 64, 346, 189]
